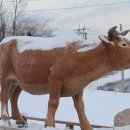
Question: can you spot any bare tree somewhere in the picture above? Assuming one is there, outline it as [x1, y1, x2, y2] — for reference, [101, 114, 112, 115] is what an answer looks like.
[0, 0, 55, 38]
[12, 0, 27, 36]
[14, 16, 55, 37]
[0, 0, 6, 41]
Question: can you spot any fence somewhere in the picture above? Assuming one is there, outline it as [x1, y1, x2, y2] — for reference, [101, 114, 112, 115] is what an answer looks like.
[25, 116, 113, 129]
[0, 116, 113, 129]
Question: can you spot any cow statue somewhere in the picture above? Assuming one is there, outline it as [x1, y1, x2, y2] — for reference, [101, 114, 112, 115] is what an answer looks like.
[0, 26, 130, 130]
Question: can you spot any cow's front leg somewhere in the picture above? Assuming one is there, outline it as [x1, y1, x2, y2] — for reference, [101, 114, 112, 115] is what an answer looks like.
[1, 78, 11, 127]
[72, 92, 93, 130]
[45, 78, 62, 127]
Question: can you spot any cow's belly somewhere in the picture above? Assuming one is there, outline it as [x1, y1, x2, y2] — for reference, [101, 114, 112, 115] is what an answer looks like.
[16, 78, 85, 97]
[16, 80, 49, 95]
[14, 65, 51, 84]
[8, 73, 87, 97]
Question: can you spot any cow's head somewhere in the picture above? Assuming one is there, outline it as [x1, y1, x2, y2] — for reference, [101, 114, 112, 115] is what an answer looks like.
[99, 26, 130, 70]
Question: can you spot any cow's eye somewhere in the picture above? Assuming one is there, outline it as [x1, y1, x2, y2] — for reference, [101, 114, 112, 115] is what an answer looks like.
[123, 44, 126, 47]
[118, 42, 129, 48]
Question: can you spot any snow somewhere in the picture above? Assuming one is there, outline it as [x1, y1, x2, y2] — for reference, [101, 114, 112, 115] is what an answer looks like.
[0, 123, 129, 130]
[0, 36, 88, 52]
[77, 44, 98, 52]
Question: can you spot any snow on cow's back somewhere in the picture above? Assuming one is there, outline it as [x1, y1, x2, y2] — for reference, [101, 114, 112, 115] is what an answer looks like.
[0, 36, 88, 52]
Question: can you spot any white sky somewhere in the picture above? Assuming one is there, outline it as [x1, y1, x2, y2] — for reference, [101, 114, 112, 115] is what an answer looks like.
[2, 3, 128, 69]
[8, 0, 130, 42]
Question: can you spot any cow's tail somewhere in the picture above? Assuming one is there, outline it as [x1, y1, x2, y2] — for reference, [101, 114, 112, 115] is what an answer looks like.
[0, 85, 1, 101]
[0, 76, 1, 101]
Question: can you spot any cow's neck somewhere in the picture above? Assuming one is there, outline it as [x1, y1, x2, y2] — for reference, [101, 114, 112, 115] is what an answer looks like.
[79, 44, 114, 85]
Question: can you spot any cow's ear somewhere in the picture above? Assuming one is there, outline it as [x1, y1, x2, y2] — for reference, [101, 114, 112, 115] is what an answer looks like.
[99, 35, 114, 47]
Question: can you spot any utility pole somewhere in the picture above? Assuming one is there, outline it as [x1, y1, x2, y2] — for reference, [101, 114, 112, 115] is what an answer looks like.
[82, 24, 86, 39]
[120, 24, 125, 91]
[75, 24, 89, 40]
[76, 25, 81, 36]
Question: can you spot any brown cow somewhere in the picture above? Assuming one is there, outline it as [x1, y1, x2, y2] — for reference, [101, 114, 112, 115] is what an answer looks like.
[3, 40, 87, 127]
[0, 26, 130, 130]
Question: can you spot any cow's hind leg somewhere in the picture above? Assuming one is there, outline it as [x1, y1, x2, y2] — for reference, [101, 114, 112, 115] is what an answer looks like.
[72, 92, 93, 130]
[10, 86, 27, 127]
[1, 78, 12, 126]
[45, 78, 62, 127]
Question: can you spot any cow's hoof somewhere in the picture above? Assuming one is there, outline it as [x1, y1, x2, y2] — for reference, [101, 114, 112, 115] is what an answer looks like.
[22, 116, 27, 122]
[0, 119, 12, 127]
[44, 119, 55, 128]
[16, 121, 28, 128]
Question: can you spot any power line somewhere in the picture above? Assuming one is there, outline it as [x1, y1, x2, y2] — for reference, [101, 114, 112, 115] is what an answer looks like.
[0, 0, 39, 2]
[3, 1, 130, 13]
[23, 1, 130, 12]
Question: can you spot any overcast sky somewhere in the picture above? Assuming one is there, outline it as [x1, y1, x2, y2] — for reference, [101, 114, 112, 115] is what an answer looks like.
[13, 0, 130, 42]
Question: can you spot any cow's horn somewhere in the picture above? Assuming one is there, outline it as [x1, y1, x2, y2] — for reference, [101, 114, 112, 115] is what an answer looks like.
[120, 30, 129, 36]
[108, 26, 117, 38]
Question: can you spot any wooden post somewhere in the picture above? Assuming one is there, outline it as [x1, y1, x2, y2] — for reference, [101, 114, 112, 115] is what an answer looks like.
[66, 123, 74, 129]
[120, 24, 125, 92]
